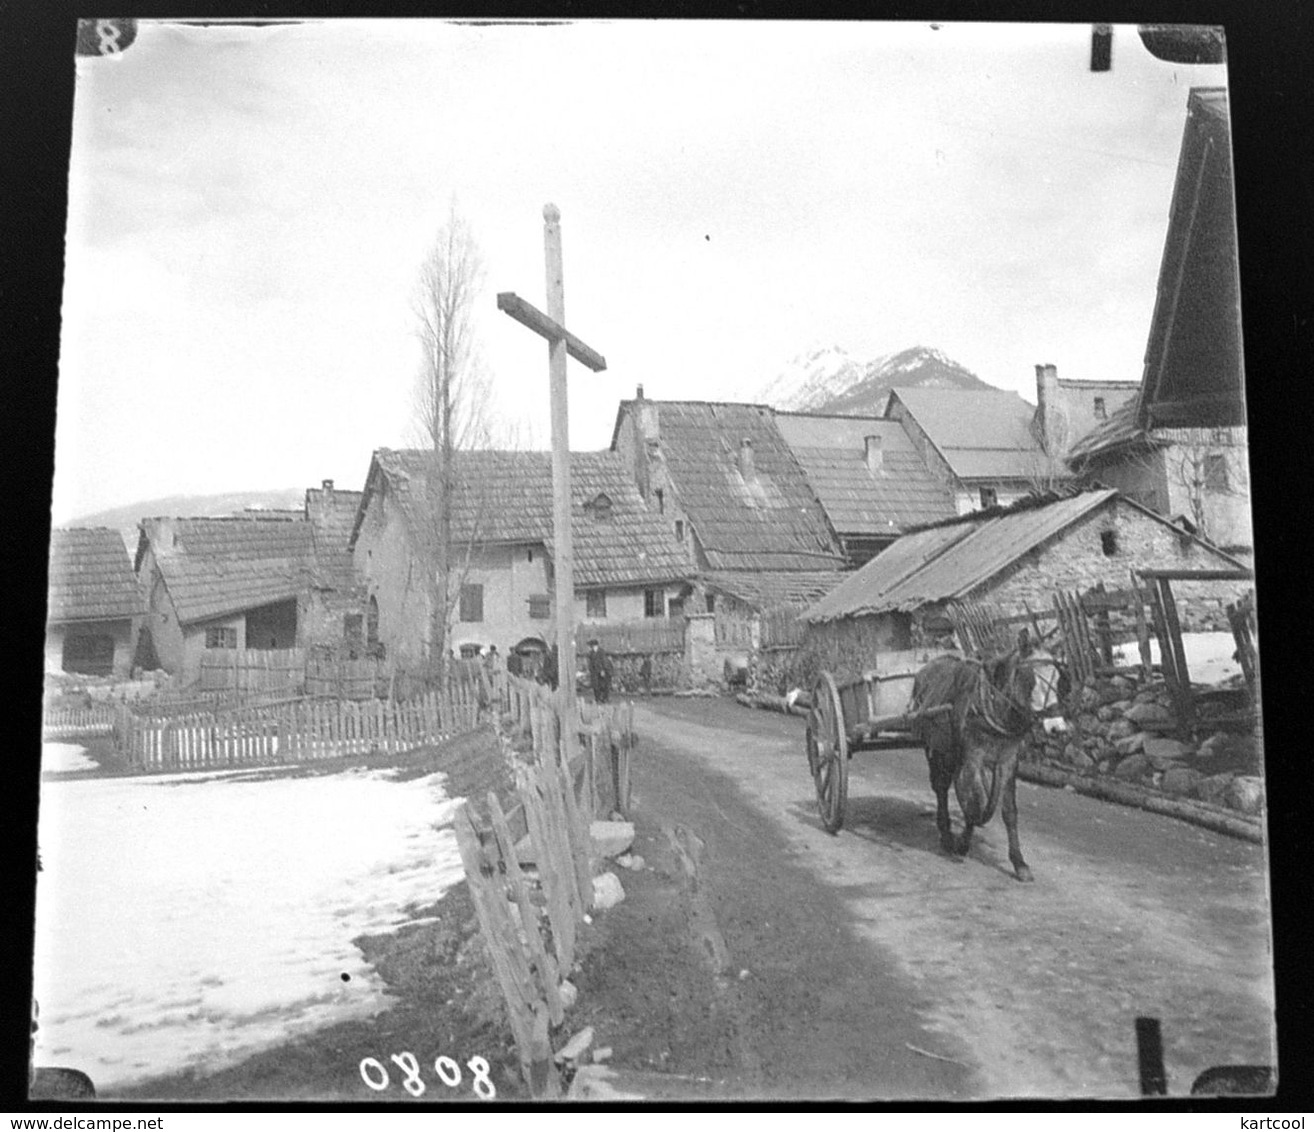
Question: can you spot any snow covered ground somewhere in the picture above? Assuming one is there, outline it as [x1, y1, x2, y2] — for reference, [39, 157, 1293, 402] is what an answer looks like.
[1112, 631, 1247, 686]
[32, 763, 464, 1091]
[41, 743, 100, 774]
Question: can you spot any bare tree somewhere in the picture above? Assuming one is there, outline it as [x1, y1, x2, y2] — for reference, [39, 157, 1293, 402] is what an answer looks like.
[1014, 411, 1075, 496]
[412, 203, 492, 678]
[1154, 427, 1249, 545]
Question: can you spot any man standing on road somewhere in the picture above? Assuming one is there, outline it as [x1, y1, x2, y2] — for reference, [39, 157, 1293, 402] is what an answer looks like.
[587, 638, 614, 704]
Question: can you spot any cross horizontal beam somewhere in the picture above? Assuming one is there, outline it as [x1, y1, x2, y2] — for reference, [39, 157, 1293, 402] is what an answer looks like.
[497, 292, 607, 372]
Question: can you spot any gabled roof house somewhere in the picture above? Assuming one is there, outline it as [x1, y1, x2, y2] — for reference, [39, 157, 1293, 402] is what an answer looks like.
[45, 528, 146, 677]
[610, 390, 847, 614]
[773, 411, 958, 566]
[801, 488, 1250, 680]
[349, 447, 695, 664]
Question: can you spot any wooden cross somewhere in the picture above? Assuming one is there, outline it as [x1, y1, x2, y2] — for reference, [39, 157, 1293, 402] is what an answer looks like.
[498, 204, 607, 744]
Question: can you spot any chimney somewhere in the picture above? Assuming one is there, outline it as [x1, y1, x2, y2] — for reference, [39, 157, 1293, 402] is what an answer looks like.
[864, 434, 883, 473]
[322, 478, 334, 494]
[739, 437, 756, 482]
[635, 383, 644, 402]
[1035, 363, 1059, 452]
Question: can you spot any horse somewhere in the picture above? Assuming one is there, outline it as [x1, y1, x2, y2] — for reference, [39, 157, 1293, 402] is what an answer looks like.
[908, 628, 1067, 882]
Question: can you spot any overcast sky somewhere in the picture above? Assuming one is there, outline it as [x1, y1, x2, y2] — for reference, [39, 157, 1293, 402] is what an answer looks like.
[51, 19, 1230, 522]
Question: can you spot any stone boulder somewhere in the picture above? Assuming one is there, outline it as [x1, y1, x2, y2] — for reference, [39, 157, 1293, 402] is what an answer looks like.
[591, 820, 636, 859]
[1062, 743, 1094, 770]
[1114, 732, 1145, 756]
[1225, 776, 1265, 816]
[1197, 773, 1234, 807]
[1107, 719, 1136, 742]
[1161, 766, 1204, 797]
[1143, 736, 1194, 769]
[1124, 702, 1176, 731]
[1113, 753, 1151, 782]
[592, 870, 626, 910]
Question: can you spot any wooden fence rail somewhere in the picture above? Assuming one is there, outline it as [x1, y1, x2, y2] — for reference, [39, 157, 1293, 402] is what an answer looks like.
[455, 671, 636, 1096]
[117, 687, 480, 771]
[198, 647, 306, 693]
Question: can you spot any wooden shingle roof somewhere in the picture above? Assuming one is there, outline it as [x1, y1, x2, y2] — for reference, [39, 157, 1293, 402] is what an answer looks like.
[774, 413, 958, 535]
[359, 448, 694, 589]
[701, 570, 843, 612]
[631, 401, 846, 571]
[47, 528, 145, 624]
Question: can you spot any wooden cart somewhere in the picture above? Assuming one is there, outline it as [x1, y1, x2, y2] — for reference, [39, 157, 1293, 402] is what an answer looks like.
[805, 651, 952, 834]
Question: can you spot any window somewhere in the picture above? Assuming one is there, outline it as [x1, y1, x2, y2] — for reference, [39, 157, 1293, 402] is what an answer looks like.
[528, 549, 534, 563]
[460, 584, 484, 623]
[655, 488, 665, 514]
[205, 625, 238, 649]
[586, 590, 607, 619]
[668, 597, 685, 618]
[1204, 452, 1230, 492]
[979, 486, 998, 509]
[459, 643, 482, 660]
[1100, 529, 1118, 557]
[344, 613, 363, 646]
[587, 493, 613, 521]
[675, 519, 684, 542]
[528, 593, 551, 620]
[1094, 396, 1106, 420]
[367, 596, 379, 648]
[705, 594, 716, 614]
[644, 589, 663, 618]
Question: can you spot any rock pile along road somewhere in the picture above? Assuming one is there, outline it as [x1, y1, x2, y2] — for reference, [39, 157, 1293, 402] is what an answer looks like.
[581, 697, 1275, 1101]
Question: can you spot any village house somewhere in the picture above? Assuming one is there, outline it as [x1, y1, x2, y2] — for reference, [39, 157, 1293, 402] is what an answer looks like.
[773, 410, 958, 567]
[800, 488, 1250, 683]
[348, 447, 694, 666]
[45, 527, 146, 678]
[609, 390, 849, 681]
[1033, 364, 1141, 456]
[134, 507, 360, 684]
[883, 385, 1066, 515]
[1067, 89, 1251, 557]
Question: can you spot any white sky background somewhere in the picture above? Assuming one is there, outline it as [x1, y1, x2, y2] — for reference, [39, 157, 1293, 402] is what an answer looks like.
[52, 20, 1230, 523]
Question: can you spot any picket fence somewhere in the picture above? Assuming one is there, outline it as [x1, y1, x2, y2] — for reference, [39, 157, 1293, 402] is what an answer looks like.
[119, 685, 481, 771]
[42, 705, 118, 741]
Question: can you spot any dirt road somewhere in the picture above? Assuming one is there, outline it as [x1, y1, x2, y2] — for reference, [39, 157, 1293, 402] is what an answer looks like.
[582, 697, 1276, 1101]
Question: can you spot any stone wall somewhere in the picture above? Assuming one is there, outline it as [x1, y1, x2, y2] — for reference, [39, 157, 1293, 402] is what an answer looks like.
[1027, 669, 1264, 817]
[982, 499, 1249, 633]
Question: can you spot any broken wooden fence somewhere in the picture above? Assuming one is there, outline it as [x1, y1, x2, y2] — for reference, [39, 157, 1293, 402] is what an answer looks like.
[117, 686, 480, 771]
[454, 673, 636, 1097]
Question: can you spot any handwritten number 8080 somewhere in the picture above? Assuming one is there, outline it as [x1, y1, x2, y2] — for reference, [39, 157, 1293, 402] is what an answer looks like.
[359, 1052, 496, 1099]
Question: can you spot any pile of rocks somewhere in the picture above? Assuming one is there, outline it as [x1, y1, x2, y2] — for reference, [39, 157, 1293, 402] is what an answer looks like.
[1030, 672, 1264, 817]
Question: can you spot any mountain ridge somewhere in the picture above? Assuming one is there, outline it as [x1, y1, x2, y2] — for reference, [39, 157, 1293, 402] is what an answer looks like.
[753, 344, 1001, 417]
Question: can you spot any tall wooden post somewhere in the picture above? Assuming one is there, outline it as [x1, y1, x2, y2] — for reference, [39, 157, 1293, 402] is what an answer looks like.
[498, 206, 607, 760]
[543, 204, 578, 749]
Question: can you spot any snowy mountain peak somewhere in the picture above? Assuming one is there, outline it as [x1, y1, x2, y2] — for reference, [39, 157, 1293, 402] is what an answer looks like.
[753, 344, 997, 417]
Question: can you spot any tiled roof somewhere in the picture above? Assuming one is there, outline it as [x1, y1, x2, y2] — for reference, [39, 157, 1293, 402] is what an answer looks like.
[889, 386, 1053, 482]
[168, 516, 317, 560]
[803, 491, 1120, 621]
[141, 515, 320, 624]
[156, 557, 309, 624]
[701, 570, 844, 611]
[363, 448, 694, 589]
[775, 413, 958, 534]
[47, 528, 145, 623]
[636, 401, 846, 571]
[306, 487, 365, 552]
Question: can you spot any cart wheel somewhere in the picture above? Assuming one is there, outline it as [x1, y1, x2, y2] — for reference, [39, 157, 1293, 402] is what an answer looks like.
[808, 672, 848, 834]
